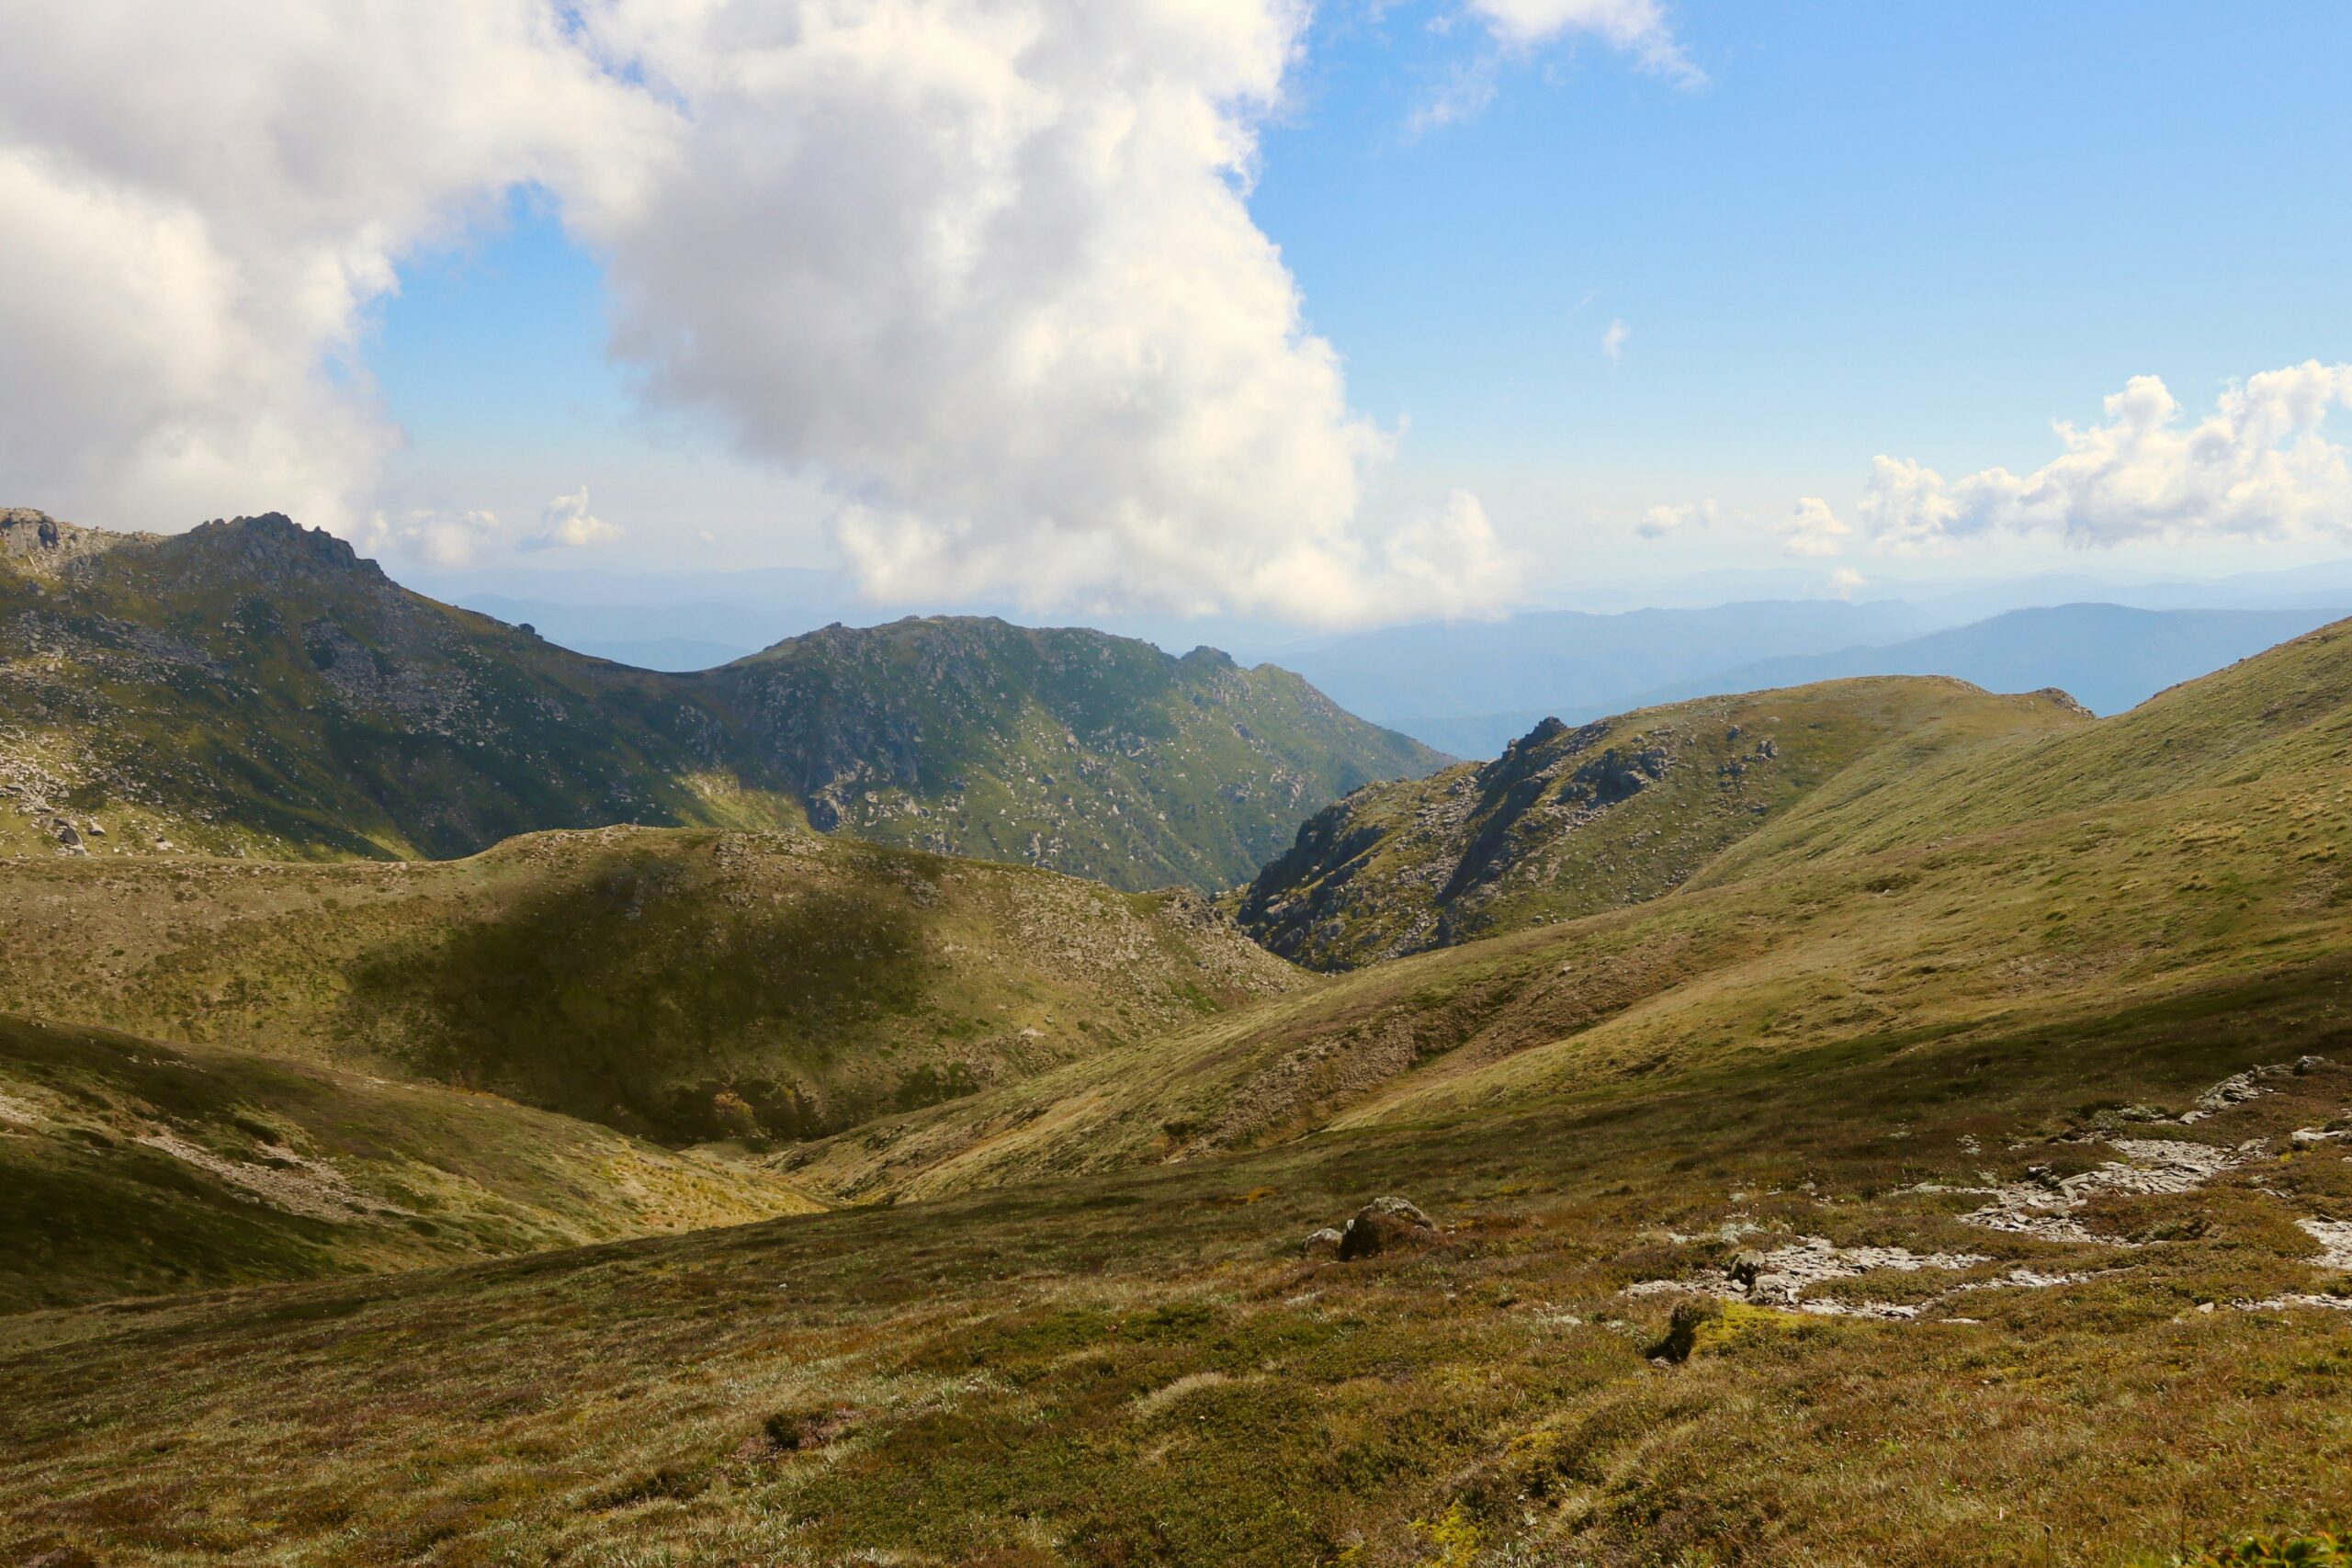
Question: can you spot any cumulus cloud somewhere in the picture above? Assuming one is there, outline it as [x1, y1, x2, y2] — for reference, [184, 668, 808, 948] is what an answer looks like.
[0, 0, 1534, 625]
[525, 486, 622, 551]
[0, 0, 662, 536]
[1858, 363, 2352, 555]
[571, 0, 1478, 624]
[1637, 498, 1717, 537]
[1826, 566, 1865, 600]
[358, 508, 506, 570]
[1781, 495, 1851, 558]
[1601, 318, 1630, 363]
[1464, 0, 1701, 84]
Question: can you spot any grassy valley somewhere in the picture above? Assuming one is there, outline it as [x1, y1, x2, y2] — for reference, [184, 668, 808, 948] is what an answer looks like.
[5, 582, 2351, 1562]
[0, 825, 1296, 1149]
[0, 1012, 819, 1314]
[781, 625, 2352, 1203]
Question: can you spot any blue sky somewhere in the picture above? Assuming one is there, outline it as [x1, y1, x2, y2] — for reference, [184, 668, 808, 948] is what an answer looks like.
[344, 3, 2352, 602]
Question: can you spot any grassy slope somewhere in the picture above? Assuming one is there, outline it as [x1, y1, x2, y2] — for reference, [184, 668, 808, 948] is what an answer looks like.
[0, 1012, 819, 1314]
[1, 965, 2346, 1565]
[0, 513, 1442, 890]
[0, 825, 1298, 1145]
[1232, 677, 2085, 970]
[781, 628, 2352, 1201]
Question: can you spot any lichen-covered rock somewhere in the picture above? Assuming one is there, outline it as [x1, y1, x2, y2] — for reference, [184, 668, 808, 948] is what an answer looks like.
[1300, 1226, 1343, 1258]
[1337, 1196, 1435, 1261]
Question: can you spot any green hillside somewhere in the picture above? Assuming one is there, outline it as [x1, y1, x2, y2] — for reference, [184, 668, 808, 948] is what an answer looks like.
[6, 609, 2351, 1563]
[0, 509, 1442, 888]
[705, 613, 1447, 890]
[0, 1012, 819, 1313]
[778, 626, 2352, 1201]
[0, 825, 1297, 1146]
[1232, 676, 2086, 970]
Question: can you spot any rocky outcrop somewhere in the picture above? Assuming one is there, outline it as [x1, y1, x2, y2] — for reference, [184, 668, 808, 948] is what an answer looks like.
[1335, 1196, 1436, 1260]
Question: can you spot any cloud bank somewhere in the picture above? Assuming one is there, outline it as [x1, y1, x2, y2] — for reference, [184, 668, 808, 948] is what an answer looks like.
[0, 0, 1548, 625]
[1860, 363, 2352, 555]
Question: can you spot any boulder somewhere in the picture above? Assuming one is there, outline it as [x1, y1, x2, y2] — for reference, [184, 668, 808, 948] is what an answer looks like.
[1336, 1196, 1436, 1261]
[1300, 1226, 1344, 1259]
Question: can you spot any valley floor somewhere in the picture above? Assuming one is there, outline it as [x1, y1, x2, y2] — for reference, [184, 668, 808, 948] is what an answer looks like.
[6, 957, 2350, 1567]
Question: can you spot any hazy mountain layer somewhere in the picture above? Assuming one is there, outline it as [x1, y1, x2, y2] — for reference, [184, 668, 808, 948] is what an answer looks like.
[1281, 598, 1933, 752]
[1632, 601, 2351, 716]
[1275, 597, 2352, 754]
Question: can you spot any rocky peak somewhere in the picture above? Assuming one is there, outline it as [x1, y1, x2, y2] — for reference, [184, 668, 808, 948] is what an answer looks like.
[0, 507, 150, 575]
[178, 513, 387, 585]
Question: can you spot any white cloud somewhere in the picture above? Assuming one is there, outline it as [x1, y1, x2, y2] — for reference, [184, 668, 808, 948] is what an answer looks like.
[1637, 498, 1717, 537]
[525, 486, 622, 550]
[358, 508, 506, 570]
[0, 1, 663, 536]
[1826, 566, 1865, 600]
[1464, 0, 1701, 84]
[0, 0, 1520, 626]
[1858, 363, 2352, 556]
[1781, 495, 1851, 558]
[1601, 318, 1630, 363]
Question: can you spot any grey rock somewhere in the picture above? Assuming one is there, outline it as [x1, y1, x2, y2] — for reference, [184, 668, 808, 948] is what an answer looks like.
[1337, 1196, 1436, 1261]
[1301, 1226, 1344, 1258]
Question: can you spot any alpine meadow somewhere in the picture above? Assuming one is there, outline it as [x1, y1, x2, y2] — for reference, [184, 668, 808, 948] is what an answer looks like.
[5, 5, 2352, 1567]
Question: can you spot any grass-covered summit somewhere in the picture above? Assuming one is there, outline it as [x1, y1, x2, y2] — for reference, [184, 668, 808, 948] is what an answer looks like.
[0, 509, 1441, 888]
[1232, 675, 2087, 969]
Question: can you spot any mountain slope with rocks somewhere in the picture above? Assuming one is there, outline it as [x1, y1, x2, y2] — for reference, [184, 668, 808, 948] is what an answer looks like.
[1231, 675, 2087, 970]
[703, 615, 1443, 890]
[0, 509, 1442, 889]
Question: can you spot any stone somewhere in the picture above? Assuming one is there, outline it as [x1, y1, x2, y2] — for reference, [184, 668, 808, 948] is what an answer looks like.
[1336, 1196, 1436, 1261]
[1300, 1226, 1344, 1258]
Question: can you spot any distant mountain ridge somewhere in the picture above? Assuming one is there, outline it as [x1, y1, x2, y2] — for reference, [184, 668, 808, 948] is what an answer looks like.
[0, 509, 1442, 889]
[1279, 599, 1934, 754]
[1625, 602, 2352, 716]
[1274, 597, 2352, 754]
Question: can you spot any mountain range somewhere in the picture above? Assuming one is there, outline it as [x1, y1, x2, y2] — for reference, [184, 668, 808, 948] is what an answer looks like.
[0, 508, 1441, 889]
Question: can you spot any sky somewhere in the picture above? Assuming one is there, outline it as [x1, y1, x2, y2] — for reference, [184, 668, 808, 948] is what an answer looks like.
[4, 0, 2350, 626]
